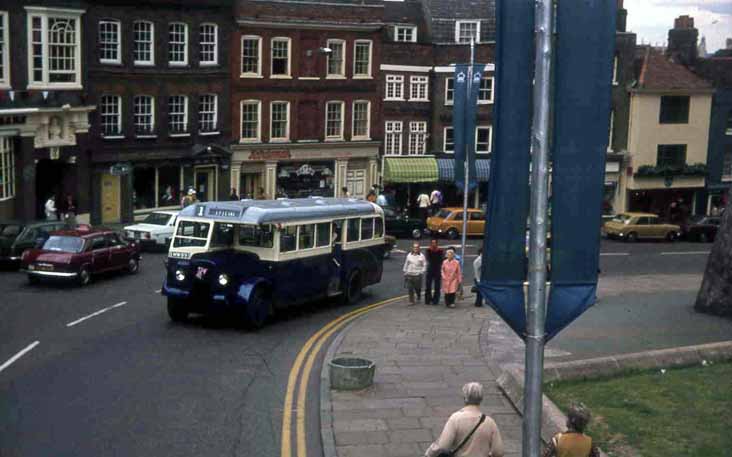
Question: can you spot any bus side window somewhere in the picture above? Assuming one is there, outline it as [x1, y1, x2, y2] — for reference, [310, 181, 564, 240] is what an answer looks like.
[361, 217, 374, 240]
[375, 217, 384, 238]
[316, 222, 331, 247]
[299, 224, 315, 250]
[332, 220, 344, 244]
[347, 219, 361, 243]
[281, 226, 297, 252]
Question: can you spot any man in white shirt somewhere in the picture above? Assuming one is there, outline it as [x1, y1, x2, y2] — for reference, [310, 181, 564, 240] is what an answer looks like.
[430, 189, 443, 215]
[403, 242, 427, 305]
[473, 249, 483, 307]
[45, 195, 57, 221]
[417, 192, 431, 222]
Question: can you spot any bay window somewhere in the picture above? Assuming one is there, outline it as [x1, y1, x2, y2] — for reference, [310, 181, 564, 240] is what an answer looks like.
[27, 9, 83, 87]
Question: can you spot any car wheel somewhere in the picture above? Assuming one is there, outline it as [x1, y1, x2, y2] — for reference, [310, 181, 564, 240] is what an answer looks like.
[342, 270, 362, 305]
[78, 267, 91, 286]
[699, 233, 708, 243]
[27, 274, 40, 285]
[245, 287, 272, 329]
[127, 257, 140, 274]
[626, 232, 638, 242]
[167, 297, 189, 322]
[411, 228, 423, 240]
[447, 228, 459, 240]
[666, 232, 677, 242]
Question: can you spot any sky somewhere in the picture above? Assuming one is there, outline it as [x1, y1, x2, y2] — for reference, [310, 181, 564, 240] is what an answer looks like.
[626, 0, 732, 53]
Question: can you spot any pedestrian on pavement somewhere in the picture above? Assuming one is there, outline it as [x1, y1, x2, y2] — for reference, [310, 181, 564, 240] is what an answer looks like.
[441, 248, 462, 308]
[403, 242, 426, 305]
[182, 189, 198, 208]
[543, 403, 600, 457]
[342, 187, 350, 198]
[44, 195, 57, 221]
[417, 191, 431, 222]
[425, 239, 444, 305]
[473, 249, 483, 307]
[424, 382, 504, 457]
[62, 194, 77, 226]
[229, 188, 240, 201]
[430, 189, 443, 215]
[376, 190, 388, 207]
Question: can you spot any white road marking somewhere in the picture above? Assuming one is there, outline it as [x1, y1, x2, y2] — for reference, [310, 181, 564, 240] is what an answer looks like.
[660, 251, 710, 256]
[600, 252, 630, 256]
[0, 341, 40, 374]
[66, 301, 127, 327]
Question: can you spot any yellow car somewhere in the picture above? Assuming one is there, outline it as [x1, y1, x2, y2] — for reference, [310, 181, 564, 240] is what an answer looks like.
[603, 212, 681, 242]
[427, 208, 485, 239]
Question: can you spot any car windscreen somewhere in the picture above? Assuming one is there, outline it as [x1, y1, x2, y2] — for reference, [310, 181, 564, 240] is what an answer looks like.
[173, 221, 210, 248]
[0, 224, 22, 237]
[238, 224, 274, 248]
[612, 214, 632, 224]
[142, 213, 172, 225]
[42, 236, 85, 253]
[436, 209, 452, 218]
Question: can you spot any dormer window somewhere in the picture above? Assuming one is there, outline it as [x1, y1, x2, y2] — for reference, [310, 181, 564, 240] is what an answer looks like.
[455, 20, 480, 44]
[394, 26, 417, 43]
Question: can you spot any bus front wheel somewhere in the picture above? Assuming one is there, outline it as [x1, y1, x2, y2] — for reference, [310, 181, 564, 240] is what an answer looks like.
[246, 287, 272, 329]
[343, 271, 362, 305]
[167, 297, 190, 322]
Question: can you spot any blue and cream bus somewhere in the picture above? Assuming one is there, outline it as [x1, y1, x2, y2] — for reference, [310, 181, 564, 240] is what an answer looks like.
[162, 198, 386, 327]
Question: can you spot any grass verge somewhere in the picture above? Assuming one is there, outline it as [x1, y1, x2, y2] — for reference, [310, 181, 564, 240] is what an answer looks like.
[545, 362, 732, 457]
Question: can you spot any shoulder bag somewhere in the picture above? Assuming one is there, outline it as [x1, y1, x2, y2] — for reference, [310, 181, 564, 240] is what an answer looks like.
[436, 414, 486, 457]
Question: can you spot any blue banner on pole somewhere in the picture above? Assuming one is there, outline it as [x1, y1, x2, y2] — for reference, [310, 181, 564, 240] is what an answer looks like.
[453, 64, 484, 193]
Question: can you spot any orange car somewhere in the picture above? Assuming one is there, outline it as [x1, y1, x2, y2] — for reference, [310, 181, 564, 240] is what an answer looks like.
[426, 207, 485, 239]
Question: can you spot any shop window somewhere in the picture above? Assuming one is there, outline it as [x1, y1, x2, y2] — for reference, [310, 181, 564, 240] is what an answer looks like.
[659, 96, 689, 124]
[271, 37, 290, 77]
[353, 40, 372, 77]
[298, 224, 315, 250]
[327, 39, 345, 77]
[316, 222, 331, 247]
[133, 168, 156, 209]
[656, 144, 686, 168]
[168, 22, 188, 66]
[347, 218, 360, 242]
[360, 218, 374, 240]
[241, 35, 261, 76]
[158, 166, 180, 207]
[133, 21, 154, 65]
[281, 226, 297, 252]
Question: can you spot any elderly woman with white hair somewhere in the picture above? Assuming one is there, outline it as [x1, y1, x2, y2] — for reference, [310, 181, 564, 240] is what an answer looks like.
[424, 382, 504, 457]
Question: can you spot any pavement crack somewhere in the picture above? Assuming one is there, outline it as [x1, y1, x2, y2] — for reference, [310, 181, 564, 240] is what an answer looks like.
[230, 374, 257, 457]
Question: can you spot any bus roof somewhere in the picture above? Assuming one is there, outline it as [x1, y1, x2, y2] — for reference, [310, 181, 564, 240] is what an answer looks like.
[178, 198, 382, 225]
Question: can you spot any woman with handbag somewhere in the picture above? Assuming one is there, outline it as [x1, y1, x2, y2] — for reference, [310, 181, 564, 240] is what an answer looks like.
[424, 382, 504, 457]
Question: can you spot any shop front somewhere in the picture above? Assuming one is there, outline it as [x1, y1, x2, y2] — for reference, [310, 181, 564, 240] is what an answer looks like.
[230, 143, 379, 201]
[625, 175, 706, 220]
[603, 159, 622, 216]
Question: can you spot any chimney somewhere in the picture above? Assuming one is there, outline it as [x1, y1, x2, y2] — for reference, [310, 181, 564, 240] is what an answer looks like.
[667, 15, 698, 66]
[616, 0, 627, 32]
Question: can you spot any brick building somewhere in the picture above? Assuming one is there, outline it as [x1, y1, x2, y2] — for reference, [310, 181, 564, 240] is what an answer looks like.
[379, 0, 495, 212]
[85, 0, 234, 224]
[0, 1, 95, 222]
[229, 0, 383, 201]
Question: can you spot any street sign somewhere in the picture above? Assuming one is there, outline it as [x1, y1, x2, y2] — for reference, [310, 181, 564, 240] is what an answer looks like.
[109, 163, 132, 176]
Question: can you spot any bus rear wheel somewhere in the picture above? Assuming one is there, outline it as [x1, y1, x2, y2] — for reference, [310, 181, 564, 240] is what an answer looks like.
[167, 297, 190, 322]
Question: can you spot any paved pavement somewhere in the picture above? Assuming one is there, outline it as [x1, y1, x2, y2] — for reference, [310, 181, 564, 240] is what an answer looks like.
[327, 298, 523, 457]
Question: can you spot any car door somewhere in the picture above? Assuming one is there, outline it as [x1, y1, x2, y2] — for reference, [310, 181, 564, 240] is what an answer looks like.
[90, 236, 111, 272]
[107, 233, 128, 269]
[469, 211, 485, 236]
[648, 216, 665, 238]
[634, 217, 650, 238]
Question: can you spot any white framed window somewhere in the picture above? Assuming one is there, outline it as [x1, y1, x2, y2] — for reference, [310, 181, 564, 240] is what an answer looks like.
[134, 95, 155, 135]
[476, 126, 492, 153]
[168, 22, 188, 66]
[385, 121, 403, 155]
[99, 20, 121, 64]
[168, 95, 188, 134]
[271, 37, 291, 77]
[353, 40, 372, 77]
[199, 94, 218, 133]
[394, 26, 417, 43]
[0, 11, 9, 87]
[352, 101, 371, 140]
[100, 95, 122, 137]
[133, 21, 154, 65]
[270, 101, 290, 141]
[455, 20, 480, 44]
[409, 121, 428, 155]
[327, 39, 345, 77]
[241, 35, 262, 76]
[443, 127, 454, 153]
[325, 101, 345, 140]
[27, 9, 83, 88]
[410, 76, 429, 101]
[445, 77, 454, 105]
[240, 100, 261, 142]
[608, 109, 614, 152]
[199, 23, 218, 65]
[0, 137, 14, 201]
[612, 55, 619, 85]
[385, 75, 404, 100]
[478, 76, 494, 104]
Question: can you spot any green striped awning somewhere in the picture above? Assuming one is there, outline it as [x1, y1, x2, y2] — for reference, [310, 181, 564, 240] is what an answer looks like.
[383, 157, 439, 183]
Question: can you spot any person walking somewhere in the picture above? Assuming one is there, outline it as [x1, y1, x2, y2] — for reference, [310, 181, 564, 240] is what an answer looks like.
[417, 191, 431, 222]
[473, 249, 483, 307]
[441, 249, 462, 308]
[62, 194, 77, 226]
[229, 188, 240, 201]
[430, 188, 443, 215]
[44, 195, 57, 221]
[424, 239, 444, 305]
[424, 382, 504, 457]
[543, 403, 600, 457]
[403, 242, 426, 305]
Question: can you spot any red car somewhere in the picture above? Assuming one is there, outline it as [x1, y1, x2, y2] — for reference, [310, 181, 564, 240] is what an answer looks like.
[21, 228, 141, 286]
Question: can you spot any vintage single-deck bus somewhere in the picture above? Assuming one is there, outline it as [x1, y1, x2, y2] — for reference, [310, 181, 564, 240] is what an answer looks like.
[162, 198, 386, 327]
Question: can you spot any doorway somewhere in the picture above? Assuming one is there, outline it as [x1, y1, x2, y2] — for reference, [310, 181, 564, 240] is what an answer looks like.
[240, 172, 262, 200]
[36, 159, 69, 220]
[346, 170, 366, 199]
[195, 166, 216, 202]
[101, 173, 121, 224]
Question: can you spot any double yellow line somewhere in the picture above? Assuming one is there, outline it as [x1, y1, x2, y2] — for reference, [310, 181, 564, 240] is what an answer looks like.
[280, 296, 405, 457]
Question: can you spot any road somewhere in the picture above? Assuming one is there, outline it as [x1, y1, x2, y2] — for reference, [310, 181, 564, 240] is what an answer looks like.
[0, 237, 724, 457]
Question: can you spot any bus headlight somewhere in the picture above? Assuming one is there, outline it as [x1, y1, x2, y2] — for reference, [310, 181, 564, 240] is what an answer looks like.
[218, 274, 230, 287]
[175, 270, 186, 281]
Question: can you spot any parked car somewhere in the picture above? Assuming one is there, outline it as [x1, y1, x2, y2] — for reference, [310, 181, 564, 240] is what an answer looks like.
[124, 211, 178, 250]
[683, 215, 721, 242]
[603, 212, 681, 242]
[0, 220, 69, 267]
[383, 207, 427, 239]
[426, 208, 486, 239]
[21, 227, 141, 286]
